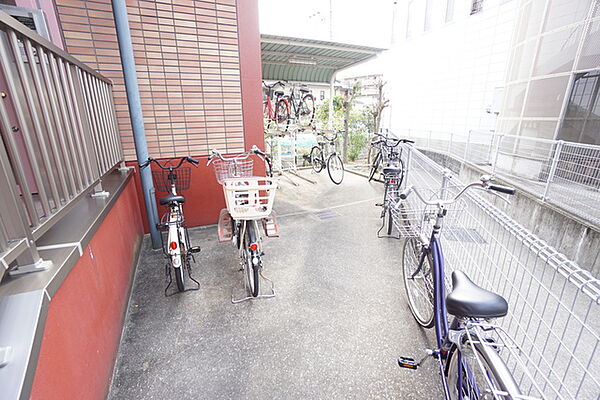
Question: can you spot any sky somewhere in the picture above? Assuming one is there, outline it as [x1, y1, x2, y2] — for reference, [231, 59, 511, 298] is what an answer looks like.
[258, 0, 396, 49]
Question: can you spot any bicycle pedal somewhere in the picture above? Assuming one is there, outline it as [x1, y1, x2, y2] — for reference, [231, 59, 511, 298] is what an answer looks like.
[397, 356, 419, 370]
[189, 246, 201, 254]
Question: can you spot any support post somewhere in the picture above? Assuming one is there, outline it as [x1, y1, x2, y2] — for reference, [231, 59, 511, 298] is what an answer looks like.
[328, 75, 335, 130]
[491, 134, 503, 174]
[542, 140, 564, 201]
[112, 0, 161, 249]
[464, 130, 471, 161]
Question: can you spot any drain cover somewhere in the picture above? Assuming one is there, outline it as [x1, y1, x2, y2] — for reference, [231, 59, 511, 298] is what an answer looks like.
[314, 210, 339, 220]
[444, 227, 487, 244]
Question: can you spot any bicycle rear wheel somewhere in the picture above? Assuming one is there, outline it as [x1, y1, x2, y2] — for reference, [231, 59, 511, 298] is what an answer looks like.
[327, 154, 344, 184]
[447, 336, 522, 399]
[298, 94, 314, 126]
[243, 221, 260, 297]
[173, 260, 185, 292]
[368, 151, 382, 182]
[402, 238, 435, 328]
[275, 98, 289, 130]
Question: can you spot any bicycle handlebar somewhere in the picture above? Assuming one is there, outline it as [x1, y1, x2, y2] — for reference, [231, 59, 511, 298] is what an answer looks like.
[139, 156, 199, 170]
[207, 146, 273, 177]
[399, 175, 516, 206]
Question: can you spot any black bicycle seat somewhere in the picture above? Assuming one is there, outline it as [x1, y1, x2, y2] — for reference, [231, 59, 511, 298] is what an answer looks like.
[159, 195, 185, 206]
[446, 271, 508, 319]
[274, 90, 284, 96]
[299, 88, 310, 93]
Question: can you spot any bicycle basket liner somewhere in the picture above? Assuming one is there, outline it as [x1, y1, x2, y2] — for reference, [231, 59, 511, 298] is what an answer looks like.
[212, 158, 254, 184]
[152, 167, 192, 192]
[222, 177, 277, 220]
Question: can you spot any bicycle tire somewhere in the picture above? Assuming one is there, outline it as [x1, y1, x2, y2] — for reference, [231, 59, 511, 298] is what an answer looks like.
[299, 94, 314, 126]
[368, 151, 382, 182]
[244, 221, 260, 297]
[174, 261, 185, 292]
[310, 146, 324, 173]
[327, 154, 344, 185]
[447, 335, 522, 399]
[402, 237, 435, 328]
[387, 205, 394, 235]
[275, 98, 289, 130]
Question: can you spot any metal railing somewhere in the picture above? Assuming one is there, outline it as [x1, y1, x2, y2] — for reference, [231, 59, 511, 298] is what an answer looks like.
[403, 129, 600, 228]
[400, 145, 600, 399]
[0, 11, 123, 279]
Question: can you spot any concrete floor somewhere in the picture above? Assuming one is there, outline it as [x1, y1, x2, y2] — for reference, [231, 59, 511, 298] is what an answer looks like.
[108, 169, 442, 399]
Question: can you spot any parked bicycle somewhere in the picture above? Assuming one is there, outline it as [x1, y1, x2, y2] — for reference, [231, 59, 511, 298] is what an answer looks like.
[140, 156, 201, 295]
[395, 173, 526, 400]
[207, 146, 279, 302]
[368, 130, 413, 182]
[263, 81, 288, 130]
[370, 133, 414, 236]
[282, 83, 315, 130]
[307, 132, 344, 185]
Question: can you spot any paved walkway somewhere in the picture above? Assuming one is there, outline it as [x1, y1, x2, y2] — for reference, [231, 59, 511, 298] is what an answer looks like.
[108, 169, 441, 399]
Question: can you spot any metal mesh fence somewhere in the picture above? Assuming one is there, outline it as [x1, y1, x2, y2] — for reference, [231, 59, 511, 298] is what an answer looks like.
[401, 145, 600, 399]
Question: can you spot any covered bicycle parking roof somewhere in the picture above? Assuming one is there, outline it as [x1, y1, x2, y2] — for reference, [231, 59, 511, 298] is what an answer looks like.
[261, 34, 385, 127]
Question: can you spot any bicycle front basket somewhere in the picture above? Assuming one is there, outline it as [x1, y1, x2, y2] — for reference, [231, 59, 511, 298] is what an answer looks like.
[152, 167, 191, 192]
[212, 158, 254, 184]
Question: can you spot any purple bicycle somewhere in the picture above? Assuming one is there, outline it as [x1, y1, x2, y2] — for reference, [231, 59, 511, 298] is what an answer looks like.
[395, 173, 528, 399]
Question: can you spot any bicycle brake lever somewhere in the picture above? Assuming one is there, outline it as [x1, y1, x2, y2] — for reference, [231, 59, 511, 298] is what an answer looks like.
[485, 187, 512, 205]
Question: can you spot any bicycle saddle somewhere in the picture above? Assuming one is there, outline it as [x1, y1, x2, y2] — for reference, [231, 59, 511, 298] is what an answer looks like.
[446, 271, 508, 319]
[274, 90, 284, 96]
[159, 195, 185, 205]
[299, 88, 310, 93]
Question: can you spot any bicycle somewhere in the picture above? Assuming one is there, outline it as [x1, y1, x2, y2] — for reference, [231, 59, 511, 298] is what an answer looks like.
[140, 156, 201, 295]
[282, 83, 314, 130]
[395, 173, 526, 400]
[370, 134, 414, 236]
[207, 146, 279, 302]
[263, 81, 288, 130]
[308, 132, 344, 185]
[367, 129, 406, 182]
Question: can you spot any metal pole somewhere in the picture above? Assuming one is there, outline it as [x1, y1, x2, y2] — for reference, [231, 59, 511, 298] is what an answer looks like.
[464, 130, 471, 161]
[491, 134, 503, 174]
[111, 0, 161, 249]
[542, 140, 564, 201]
[328, 75, 335, 130]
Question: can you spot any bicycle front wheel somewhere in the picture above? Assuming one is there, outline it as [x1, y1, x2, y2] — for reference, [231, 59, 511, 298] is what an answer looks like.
[327, 154, 344, 184]
[368, 151, 382, 182]
[402, 237, 434, 328]
[310, 146, 324, 173]
[447, 336, 522, 399]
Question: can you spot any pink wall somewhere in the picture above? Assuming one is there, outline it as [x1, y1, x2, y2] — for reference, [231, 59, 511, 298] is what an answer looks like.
[29, 178, 143, 400]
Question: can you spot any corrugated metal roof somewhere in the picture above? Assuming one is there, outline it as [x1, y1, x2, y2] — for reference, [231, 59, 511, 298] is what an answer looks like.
[261, 34, 385, 83]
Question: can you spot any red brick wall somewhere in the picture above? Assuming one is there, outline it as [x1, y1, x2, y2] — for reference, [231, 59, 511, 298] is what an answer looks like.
[30, 178, 144, 400]
[55, 0, 246, 160]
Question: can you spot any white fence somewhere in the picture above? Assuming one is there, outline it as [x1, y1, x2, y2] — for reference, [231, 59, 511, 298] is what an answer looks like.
[402, 129, 600, 228]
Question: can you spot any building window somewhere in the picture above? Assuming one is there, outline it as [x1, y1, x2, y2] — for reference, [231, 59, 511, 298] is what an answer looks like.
[558, 71, 600, 145]
[471, 0, 484, 15]
[320, 90, 325, 100]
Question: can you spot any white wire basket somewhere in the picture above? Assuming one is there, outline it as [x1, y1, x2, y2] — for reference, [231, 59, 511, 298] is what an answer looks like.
[222, 177, 278, 220]
[212, 158, 253, 184]
[390, 185, 467, 238]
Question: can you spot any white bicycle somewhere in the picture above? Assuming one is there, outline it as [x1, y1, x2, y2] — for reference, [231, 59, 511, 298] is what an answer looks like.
[140, 156, 201, 295]
[207, 146, 279, 302]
